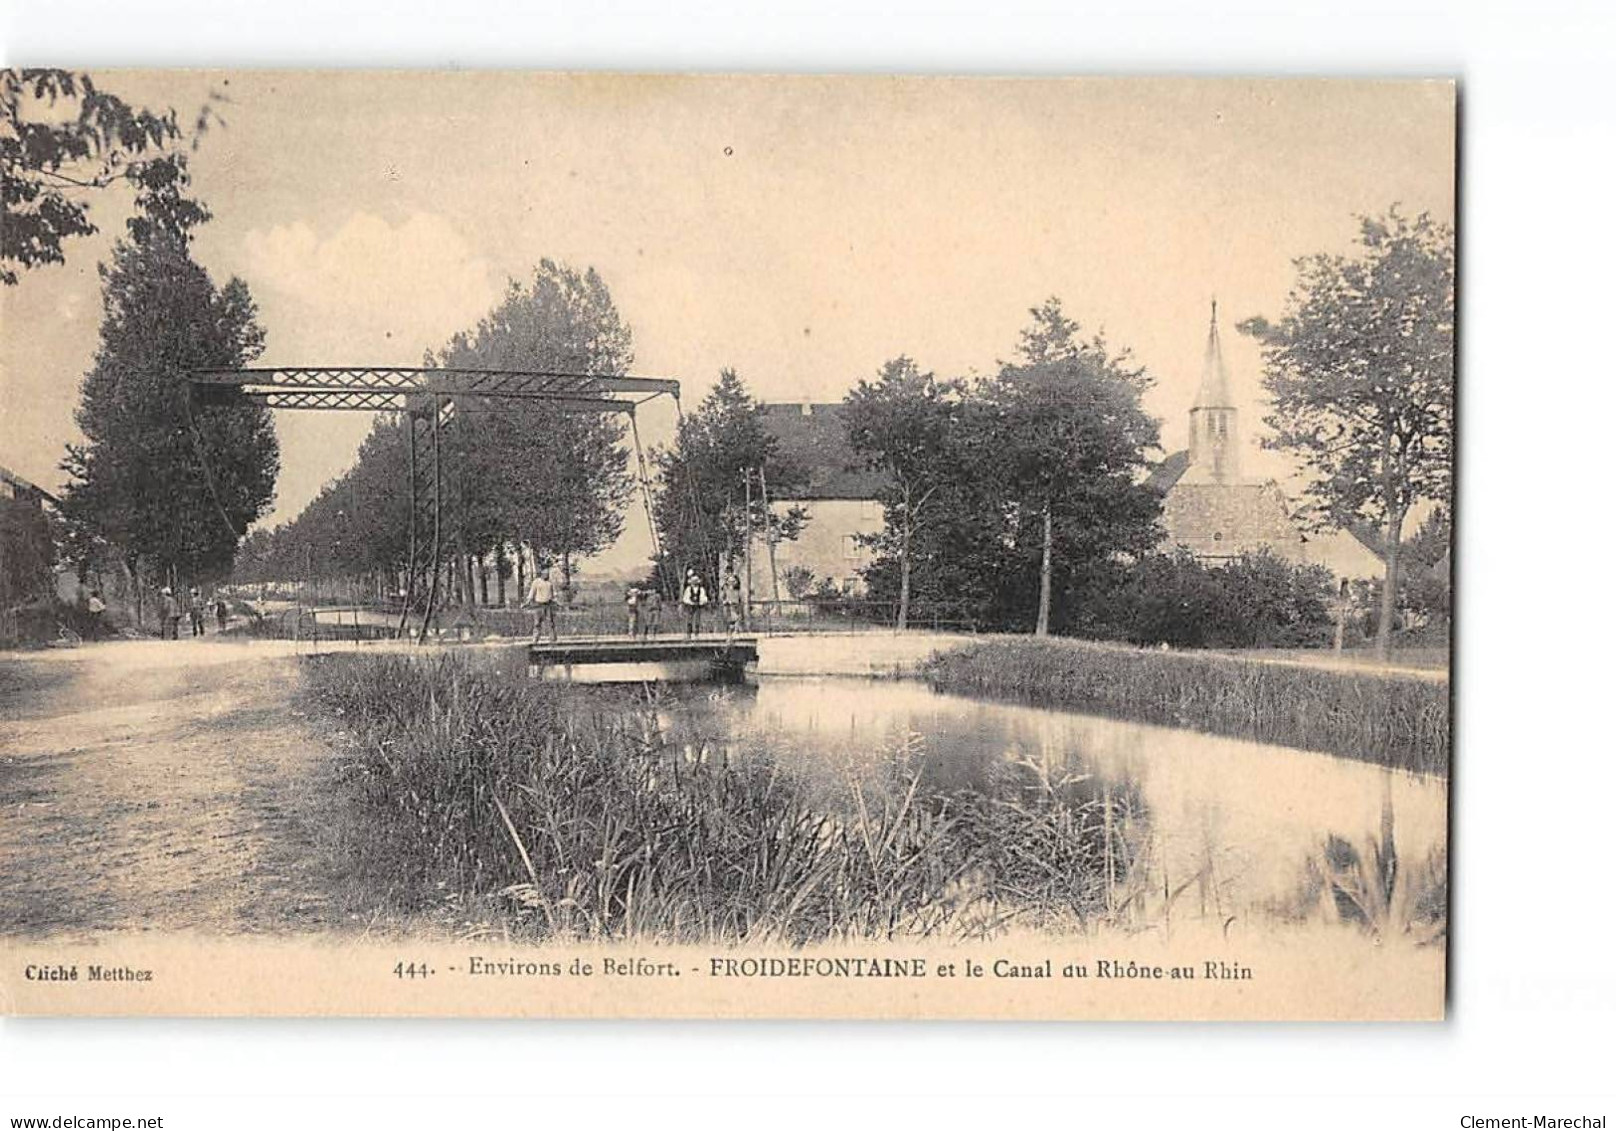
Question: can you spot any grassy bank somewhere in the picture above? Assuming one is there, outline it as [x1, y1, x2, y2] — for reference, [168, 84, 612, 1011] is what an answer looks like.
[924, 638, 1449, 775]
[302, 653, 1138, 944]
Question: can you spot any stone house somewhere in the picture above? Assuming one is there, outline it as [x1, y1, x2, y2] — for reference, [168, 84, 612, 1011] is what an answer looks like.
[750, 402, 886, 598]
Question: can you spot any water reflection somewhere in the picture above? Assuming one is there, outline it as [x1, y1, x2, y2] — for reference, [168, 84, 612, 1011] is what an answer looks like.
[653, 676, 1448, 935]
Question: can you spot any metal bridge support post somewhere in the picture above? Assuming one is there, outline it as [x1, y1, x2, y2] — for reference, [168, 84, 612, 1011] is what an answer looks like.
[395, 415, 421, 640]
[419, 395, 445, 641]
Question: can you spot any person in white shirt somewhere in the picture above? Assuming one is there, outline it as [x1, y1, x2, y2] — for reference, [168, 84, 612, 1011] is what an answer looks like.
[86, 590, 107, 640]
[526, 568, 558, 642]
[680, 569, 710, 637]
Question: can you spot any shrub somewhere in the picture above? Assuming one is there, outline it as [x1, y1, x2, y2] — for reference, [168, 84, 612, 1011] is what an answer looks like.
[1080, 549, 1336, 649]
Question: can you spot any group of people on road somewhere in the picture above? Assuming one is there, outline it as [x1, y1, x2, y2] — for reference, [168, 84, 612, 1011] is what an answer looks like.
[157, 586, 230, 640]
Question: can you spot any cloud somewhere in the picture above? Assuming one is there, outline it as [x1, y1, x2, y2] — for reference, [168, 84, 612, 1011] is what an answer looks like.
[240, 211, 502, 363]
[237, 212, 506, 527]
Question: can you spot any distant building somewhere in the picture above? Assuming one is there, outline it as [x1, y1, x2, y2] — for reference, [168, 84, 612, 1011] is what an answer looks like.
[0, 464, 54, 510]
[1147, 303, 1384, 581]
[752, 401, 886, 597]
[0, 463, 75, 605]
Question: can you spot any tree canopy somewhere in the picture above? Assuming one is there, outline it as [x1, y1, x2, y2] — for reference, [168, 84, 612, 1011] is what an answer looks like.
[1240, 207, 1454, 653]
[984, 299, 1163, 633]
[651, 368, 807, 591]
[59, 229, 278, 596]
[849, 298, 1163, 634]
[2, 68, 213, 285]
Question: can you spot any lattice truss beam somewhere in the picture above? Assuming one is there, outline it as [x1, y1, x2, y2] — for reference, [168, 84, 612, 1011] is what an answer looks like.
[192, 366, 680, 413]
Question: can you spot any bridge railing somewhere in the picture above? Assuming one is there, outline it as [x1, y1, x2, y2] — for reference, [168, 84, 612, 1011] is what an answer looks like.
[745, 598, 982, 636]
[249, 598, 983, 641]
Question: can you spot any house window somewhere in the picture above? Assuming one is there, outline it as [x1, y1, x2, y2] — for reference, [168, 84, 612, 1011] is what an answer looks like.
[842, 534, 862, 561]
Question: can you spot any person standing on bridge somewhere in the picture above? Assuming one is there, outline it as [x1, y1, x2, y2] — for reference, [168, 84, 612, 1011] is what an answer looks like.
[624, 584, 640, 637]
[642, 584, 663, 637]
[681, 569, 710, 638]
[720, 565, 743, 636]
[526, 567, 558, 643]
[159, 587, 180, 640]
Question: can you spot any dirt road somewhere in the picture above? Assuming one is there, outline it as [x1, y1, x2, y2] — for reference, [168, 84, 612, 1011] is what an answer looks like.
[0, 639, 357, 939]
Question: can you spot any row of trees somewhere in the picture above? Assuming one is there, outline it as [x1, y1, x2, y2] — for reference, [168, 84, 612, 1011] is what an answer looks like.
[219, 207, 1453, 658]
[232, 262, 639, 604]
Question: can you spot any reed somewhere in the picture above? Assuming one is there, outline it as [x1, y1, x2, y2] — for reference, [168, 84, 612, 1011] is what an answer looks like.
[924, 639, 1449, 775]
[301, 653, 1131, 944]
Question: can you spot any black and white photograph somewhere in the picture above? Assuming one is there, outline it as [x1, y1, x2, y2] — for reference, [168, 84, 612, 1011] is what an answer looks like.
[1, 72, 1455, 1020]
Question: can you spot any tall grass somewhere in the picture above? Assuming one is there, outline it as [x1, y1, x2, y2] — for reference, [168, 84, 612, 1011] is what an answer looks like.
[924, 639, 1449, 775]
[302, 654, 1136, 944]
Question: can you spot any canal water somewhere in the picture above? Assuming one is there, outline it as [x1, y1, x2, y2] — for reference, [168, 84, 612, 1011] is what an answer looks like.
[653, 675, 1449, 931]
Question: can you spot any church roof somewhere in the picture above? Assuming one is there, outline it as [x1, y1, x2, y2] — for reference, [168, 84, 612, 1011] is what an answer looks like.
[1145, 449, 1192, 493]
[1193, 299, 1235, 411]
[758, 402, 889, 501]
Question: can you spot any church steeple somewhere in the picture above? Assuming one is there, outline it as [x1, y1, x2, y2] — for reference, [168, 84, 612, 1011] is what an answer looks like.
[1187, 298, 1240, 484]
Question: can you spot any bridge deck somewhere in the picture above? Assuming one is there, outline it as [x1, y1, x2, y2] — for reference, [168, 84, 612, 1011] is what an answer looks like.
[527, 635, 759, 666]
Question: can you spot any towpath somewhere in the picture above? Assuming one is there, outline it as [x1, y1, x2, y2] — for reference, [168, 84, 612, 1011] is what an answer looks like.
[0, 638, 354, 938]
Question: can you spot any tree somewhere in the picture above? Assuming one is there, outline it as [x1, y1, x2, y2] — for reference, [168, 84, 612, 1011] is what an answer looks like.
[59, 230, 277, 615]
[842, 357, 964, 630]
[429, 260, 635, 596]
[652, 369, 807, 590]
[1240, 208, 1454, 657]
[2, 68, 213, 285]
[1397, 505, 1451, 634]
[985, 298, 1163, 635]
[247, 415, 413, 594]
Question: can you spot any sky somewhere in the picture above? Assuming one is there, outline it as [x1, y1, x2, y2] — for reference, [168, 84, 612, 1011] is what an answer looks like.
[0, 73, 1455, 572]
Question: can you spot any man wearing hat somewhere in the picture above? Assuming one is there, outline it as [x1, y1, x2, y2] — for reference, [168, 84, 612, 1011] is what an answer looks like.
[680, 569, 710, 638]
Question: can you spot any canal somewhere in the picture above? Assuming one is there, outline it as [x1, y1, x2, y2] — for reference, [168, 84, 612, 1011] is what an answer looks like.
[647, 674, 1448, 934]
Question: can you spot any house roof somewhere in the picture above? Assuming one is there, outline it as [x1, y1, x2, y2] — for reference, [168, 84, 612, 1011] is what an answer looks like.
[758, 402, 889, 500]
[0, 463, 58, 505]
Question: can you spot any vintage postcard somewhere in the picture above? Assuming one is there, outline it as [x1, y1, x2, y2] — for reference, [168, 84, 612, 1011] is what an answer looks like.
[0, 72, 1453, 1019]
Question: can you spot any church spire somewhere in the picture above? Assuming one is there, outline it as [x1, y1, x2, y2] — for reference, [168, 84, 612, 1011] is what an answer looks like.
[1195, 297, 1234, 410]
[1187, 297, 1240, 484]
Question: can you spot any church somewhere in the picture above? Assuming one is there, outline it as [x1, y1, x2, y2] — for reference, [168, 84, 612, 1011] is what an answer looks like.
[1146, 302, 1384, 581]
[747, 301, 1385, 598]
